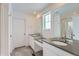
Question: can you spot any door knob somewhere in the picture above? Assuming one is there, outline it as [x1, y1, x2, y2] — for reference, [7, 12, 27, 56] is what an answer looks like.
[10, 35, 12, 37]
[24, 33, 26, 35]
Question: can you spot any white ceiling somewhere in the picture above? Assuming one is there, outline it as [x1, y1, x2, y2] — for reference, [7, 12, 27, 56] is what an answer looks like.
[12, 3, 79, 18]
[56, 3, 79, 18]
[12, 3, 49, 14]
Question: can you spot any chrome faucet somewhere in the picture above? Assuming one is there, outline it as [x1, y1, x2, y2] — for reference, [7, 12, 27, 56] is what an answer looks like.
[64, 33, 75, 43]
[62, 34, 67, 43]
[71, 32, 75, 40]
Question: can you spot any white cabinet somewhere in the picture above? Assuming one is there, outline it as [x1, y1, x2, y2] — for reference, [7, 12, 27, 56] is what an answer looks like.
[34, 40, 43, 52]
[43, 45, 57, 56]
[29, 36, 43, 52]
[29, 36, 35, 50]
[43, 42, 74, 56]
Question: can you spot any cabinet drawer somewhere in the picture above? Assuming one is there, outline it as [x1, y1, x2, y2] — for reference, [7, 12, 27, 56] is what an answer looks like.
[43, 48, 57, 56]
[43, 44, 57, 56]
[43, 42, 58, 56]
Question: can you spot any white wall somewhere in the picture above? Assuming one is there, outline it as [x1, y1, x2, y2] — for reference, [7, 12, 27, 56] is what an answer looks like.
[34, 16, 42, 33]
[25, 14, 41, 46]
[0, 4, 9, 56]
[0, 4, 1, 55]
[25, 14, 37, 34]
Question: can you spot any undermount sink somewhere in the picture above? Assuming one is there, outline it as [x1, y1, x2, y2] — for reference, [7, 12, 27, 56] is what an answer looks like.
[52, 41, 68, 46]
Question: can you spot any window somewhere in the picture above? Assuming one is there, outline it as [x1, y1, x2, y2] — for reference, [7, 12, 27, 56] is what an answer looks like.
[43, 12, 51, 30]
[68, 21, 73, 28]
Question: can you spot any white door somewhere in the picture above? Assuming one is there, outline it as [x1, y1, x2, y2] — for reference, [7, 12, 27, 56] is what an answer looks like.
[8, 16, 13, 54]
[13, 19, 25, 48]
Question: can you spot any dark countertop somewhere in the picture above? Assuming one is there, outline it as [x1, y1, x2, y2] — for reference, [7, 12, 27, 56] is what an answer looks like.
[43, 38, 79, 56]
[34, 38, 43, 43]
[29, 34, 45, 43]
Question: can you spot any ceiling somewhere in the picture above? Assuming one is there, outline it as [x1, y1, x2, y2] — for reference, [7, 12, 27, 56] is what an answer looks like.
[12, 3, 79, 18]
[56, 3, 79, 18]
[12, 3, 49, 14]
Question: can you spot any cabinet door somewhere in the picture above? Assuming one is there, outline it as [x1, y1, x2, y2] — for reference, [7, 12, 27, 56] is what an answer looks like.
[43, 48, 57, 56]
[43, 42, 58, 56]
[29, 37, 34, 50]
[43, 42, 73, 56]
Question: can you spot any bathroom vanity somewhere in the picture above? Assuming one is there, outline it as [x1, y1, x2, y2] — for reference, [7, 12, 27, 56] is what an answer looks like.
[29, 33, 43, 56]
[29, 33, 79, 56]
[43, 42, 73, 56]
[43, 38, 79, 56]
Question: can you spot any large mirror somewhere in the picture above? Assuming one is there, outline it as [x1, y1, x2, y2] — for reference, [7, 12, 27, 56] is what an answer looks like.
[60, 3, 79, 40]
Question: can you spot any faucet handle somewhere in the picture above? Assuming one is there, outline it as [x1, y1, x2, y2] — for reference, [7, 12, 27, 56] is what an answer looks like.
[72, 33, 75, 36]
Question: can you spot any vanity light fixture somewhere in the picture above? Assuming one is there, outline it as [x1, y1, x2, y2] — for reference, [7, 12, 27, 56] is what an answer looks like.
[36, 14, 41, 18]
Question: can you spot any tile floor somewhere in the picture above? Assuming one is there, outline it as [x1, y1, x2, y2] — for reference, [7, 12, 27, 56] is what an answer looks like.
[11, 46, 43, 56]
[11, 46, 33, 56]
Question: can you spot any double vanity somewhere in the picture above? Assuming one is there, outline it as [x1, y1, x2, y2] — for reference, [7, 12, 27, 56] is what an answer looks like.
[43, 38, 77, 56]
[29, 33, 79, 56]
